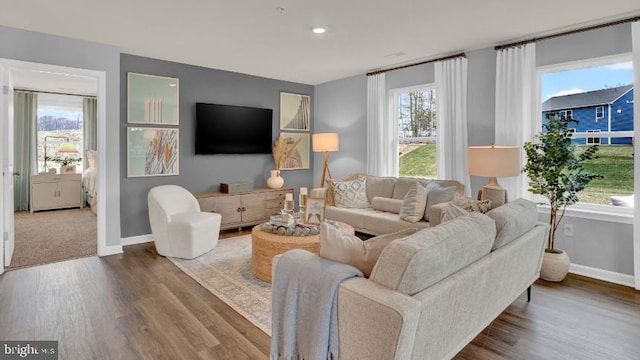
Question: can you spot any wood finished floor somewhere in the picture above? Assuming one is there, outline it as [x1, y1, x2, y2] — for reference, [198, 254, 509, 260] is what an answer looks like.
[0, 229, 638, 360]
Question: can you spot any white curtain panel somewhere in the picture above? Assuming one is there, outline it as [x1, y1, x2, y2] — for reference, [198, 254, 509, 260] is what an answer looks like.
[632, 21, 640, 290]
[367, 73, 396, 176]
[435, 57, 470, 197]
[494, 43, 537, 200]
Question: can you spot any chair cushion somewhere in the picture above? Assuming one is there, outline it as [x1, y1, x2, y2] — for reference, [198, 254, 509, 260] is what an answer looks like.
[399, 181, 427, 223]
[319, 222, 417, 277]
[441, 204, 469, 223]
[370, 212, 496, 295]
[365, 176, 397, 203]
[486, 198, 538, 250]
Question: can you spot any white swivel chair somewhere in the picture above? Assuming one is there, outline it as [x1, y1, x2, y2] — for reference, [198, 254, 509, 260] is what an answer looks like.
[148, 185, 222, 259]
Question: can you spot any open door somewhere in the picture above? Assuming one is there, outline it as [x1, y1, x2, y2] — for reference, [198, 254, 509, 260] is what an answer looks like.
[1, 62, 15, 271]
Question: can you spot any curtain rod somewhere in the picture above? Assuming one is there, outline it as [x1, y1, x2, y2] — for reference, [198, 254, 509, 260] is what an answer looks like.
[14, 88, 96, 98]
[495, 14, 640, 51]
[366, 52, 466, 76]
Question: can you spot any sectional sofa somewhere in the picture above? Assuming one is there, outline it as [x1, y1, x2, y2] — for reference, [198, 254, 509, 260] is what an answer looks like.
[321, 174, 465, 235]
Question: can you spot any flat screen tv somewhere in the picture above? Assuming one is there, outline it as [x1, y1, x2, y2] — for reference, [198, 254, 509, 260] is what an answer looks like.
[195, 102, 273, 154]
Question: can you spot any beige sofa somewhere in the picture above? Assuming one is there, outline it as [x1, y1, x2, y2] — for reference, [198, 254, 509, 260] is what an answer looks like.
[275, 198, 547, 360]
[322, 174, 465, 235]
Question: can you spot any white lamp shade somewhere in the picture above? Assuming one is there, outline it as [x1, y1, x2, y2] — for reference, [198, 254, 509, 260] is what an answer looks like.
[467, 145, 520, 177]
[312, 133, 339, 152]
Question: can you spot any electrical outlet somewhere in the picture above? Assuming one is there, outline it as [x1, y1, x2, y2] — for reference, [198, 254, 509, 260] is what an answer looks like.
[563, 223, 574, 237]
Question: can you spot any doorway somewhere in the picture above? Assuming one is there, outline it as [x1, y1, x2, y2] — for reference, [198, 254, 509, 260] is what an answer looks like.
[1, 59, 107, 272]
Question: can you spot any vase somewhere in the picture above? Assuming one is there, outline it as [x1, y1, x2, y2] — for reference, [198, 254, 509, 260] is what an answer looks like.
[267, 169, 284, 189]
[540, 248, 570, 282]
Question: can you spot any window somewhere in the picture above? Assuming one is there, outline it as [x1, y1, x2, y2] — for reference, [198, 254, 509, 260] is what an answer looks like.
[37, 93, 84, 173]
[392, 85, 437, 178]
[586, 129, 601, 144]
[540, 55, 634, 207]
[560, 109, 573, 119]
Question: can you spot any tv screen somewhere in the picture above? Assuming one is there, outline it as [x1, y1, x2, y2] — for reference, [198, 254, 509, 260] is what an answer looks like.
[195, 102, 273, 154]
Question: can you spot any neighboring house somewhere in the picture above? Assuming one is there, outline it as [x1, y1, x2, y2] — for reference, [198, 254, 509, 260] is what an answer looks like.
[542, 84, 634, 145]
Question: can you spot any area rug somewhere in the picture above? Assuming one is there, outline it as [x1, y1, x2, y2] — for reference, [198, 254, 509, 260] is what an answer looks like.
[167, 235, 273, 335]
[11, 208, 97, 269]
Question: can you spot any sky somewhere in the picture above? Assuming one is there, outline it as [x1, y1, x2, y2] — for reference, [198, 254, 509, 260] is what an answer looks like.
[541, 61, 633, 101]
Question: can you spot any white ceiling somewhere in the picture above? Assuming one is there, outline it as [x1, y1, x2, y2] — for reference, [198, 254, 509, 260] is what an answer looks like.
[2, 0, 640, 85]
[11, 68, 98, 96]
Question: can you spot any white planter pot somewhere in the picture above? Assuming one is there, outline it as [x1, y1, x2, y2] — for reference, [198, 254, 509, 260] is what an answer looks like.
[267, 170, 284, 189]
[540, 248, 570, 282]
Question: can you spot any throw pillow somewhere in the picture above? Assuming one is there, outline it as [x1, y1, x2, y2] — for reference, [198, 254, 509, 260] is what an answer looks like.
[451, 196, 493, 213]
[441, 204, 469, 223]
[371, 197, 403, 214]
[331, 177, 369, 208]
[399, 181, 427, 223]
[423, 183, 457, 221]
[319, 222, 418, 277]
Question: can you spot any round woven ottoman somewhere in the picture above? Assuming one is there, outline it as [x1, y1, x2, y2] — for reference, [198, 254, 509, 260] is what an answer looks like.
[251, 222, 354, 282]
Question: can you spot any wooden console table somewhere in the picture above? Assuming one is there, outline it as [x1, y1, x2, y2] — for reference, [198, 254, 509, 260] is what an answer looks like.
[194, 187, 293, 230]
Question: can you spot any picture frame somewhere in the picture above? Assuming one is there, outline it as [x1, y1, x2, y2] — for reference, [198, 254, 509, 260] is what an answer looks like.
[304, 197, 325, 224]
[127, 127, 179, 177]
[279, 132, 310, 170]
[280, 92, 310, 131]
[127, 72, 179, 124]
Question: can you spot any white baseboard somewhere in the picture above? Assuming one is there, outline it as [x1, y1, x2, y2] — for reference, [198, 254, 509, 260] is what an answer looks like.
[98, 245, 123, 257]
[569, 263, 635, 288]
[121, 234, 153, 247]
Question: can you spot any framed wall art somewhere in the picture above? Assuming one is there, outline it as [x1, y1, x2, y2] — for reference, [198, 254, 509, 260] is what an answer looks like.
[280, 92, 310, 131]
[127, 127, 179, 177]
[304, 197, 325, 224]
[128, 72, 179, 124]
[279, 132, 310, 170]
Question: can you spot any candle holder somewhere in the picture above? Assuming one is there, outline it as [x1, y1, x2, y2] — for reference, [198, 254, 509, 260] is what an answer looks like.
[299, 187, 308, 213]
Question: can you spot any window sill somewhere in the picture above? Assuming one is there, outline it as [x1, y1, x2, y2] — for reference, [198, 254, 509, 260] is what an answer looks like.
[536, 203, 633, 224]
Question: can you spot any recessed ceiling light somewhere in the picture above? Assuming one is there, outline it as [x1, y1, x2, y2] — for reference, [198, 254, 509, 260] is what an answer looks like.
[311, 27, 327, 34]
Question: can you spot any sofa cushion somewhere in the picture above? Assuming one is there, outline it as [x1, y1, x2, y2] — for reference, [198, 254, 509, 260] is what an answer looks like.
[325, 206, 368, 230]
[423, 183, 456, 221]
[366, 176, 397, 203]
[371, 197, 403, 214]
[441, 204, 469, 223]
[363, 210, 431, 235]
[486, 198, 538, 250]
[319, 222, 417, 277]
[399, 182, 427, 223]
[393, 178, 426, 199]
[370, 212, 496, 295]
[332, 177, 369, 208]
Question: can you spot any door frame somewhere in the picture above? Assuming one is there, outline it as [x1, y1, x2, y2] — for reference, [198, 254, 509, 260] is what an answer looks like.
[0, 59, 107, 271]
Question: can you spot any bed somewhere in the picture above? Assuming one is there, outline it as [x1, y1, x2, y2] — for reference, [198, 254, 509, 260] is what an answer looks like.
[82, 150, 98, 214]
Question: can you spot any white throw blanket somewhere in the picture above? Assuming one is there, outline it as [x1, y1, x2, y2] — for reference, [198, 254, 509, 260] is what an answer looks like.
[270, 249, 363, 360]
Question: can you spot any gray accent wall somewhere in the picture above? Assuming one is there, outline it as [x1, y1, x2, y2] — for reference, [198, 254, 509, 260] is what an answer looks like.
[312, 74, 367, 184]
[120, 54, 314, 237]
[0, 25, 122, 247]
[313, 23, 635, 276]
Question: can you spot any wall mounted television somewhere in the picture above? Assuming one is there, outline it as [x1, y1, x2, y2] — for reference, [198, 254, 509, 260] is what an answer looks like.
[195, 102, 273, 154]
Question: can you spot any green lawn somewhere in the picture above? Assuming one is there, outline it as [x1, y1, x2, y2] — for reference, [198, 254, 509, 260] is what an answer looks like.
[576, 145, 634, 205]
[399, 144, 436, 178]
[399, 144, 634, 206]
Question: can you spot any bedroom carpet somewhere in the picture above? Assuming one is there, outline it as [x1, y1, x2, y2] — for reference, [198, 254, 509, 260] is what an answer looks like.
[168, 235, 272, 335]
[11, 208, 97, 269]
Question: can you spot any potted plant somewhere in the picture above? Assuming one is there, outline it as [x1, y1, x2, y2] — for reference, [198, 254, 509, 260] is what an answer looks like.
[46, 155, 82, 174]
[522, 113, 602, 282]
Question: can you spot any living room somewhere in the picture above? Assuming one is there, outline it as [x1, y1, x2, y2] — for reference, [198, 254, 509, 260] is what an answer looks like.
[1, 2, 640, 359]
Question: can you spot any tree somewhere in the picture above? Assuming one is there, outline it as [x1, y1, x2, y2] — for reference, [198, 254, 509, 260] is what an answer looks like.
[522, 113, 602, 251]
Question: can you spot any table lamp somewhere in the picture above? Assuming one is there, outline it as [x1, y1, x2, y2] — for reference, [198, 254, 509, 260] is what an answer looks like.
[467, 145, 520, 206]
[312, 133, 339, 187]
